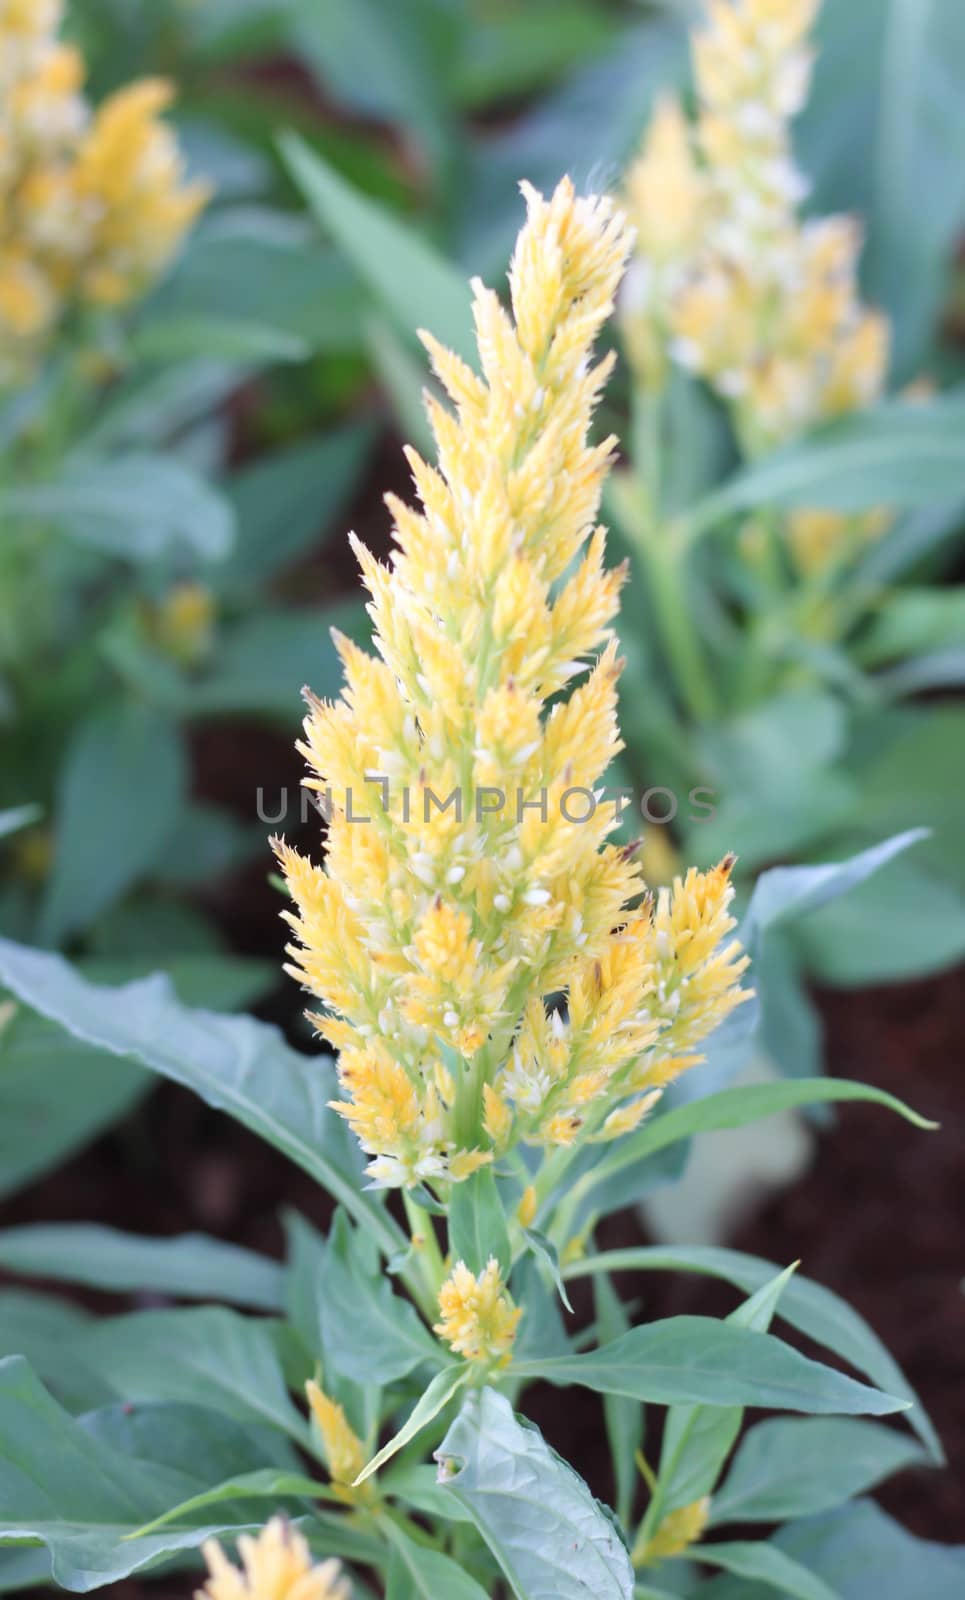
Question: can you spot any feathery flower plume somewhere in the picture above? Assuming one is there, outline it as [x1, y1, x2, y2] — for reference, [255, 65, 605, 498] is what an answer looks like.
[0, 2, 206, 382]
[197, 1519, 349, 1600]
[435, 1257, 521, 1365]
[275, 177, 750, 1190]
[624, 0, 890, 480]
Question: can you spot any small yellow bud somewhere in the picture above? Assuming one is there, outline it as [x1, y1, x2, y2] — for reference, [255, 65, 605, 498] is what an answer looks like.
[435, 1258, 521, 1366]
[517, 1184, 538, 1228]
[305, 1379, 368, 1502]
[635, 1496, 711, 1568]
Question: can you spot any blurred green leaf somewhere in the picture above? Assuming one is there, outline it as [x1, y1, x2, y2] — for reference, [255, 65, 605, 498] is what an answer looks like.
[685, 397, 965, 535]
[132, 315, 310, 366]
[216, 421, 376, 594]
[452, 3, 616, 108]
[185, 601, 367, 719]
[438, 1387, 635, 1600]
[281, 133, 476, 365]
[80, 359, 250, 452]
[711, 1416, 928, 1525]
[40, 703, 187, 946]
[769, 1500, 965, 1600]
[857, 587, 965, 666]
[698, 1540, 840, 1600]
[1, 454, 235, 564]
[0, 1225, 283, 1311]
[792, 852, 965, 985]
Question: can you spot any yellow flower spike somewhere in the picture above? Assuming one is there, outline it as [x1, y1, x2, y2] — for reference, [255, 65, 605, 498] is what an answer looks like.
[435, 1257, 521, 1366]
[634, 1496, 711, 1567]
[197, 1517, 350, 1600]
[276, 177, 752, 1186]
[627, 0, 891, 490]
[305, 1380, 369, 1503]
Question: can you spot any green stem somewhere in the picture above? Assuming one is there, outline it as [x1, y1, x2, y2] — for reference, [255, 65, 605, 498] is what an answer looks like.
[402, 1191, 446, 1315]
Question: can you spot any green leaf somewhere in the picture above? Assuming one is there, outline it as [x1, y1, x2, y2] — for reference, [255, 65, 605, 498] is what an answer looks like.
[684, 397, 965, 536]
[40, 703, 187, 946]
[0, 452, 235, 562]
[561, 1245, 940, 1461]
[384, 1523, 490, 1600]
[699, 1539, 841, 1600]
[742, 829, 928, 940]
[449, 1167, 511, 1276]
[522, 1227, 573, 1314]
[770, 1499, 965, 1600]
[0, 1009, 149, 1204]
[150, 209, 366, 354]
[792, 852, 965, 985]
[711, 1416, 928, 1525]
[865, 0, 965, 374]
[0, 1225, 283, 1311]
[0, 1358, 297, 1590]
[0, 805, 40, 841]
[0, 938, 405, 1260]
[364, 313, 435, 457]
[656, 1267, 795, 1520]
[129, 1468, 332, 1539]
[320, 1210, 443, 1386]
[280, 132, 476, 365]
[74, 1306, 309, 1444]
[217, 423, 375, 594]
[0, 1291, 110, 1413]
[131, 314, 310, 365]
[513, 1316, 908, 1415]
[185, 601, 367, 719]
[857, 587, 965, 668]
[437, 1387, 634, 1600]
[580, 1076, 934, 1203]
[356, 1365, 470, 1484]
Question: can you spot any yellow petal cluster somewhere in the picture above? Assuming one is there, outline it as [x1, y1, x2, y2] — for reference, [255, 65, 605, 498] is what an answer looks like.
[435, 1257, 521, 1365]
[0, 0, 206, 382]
[197, 1519, 349, 1600]
[624, 0, 890, 462]
[276, 177, 750, 1188]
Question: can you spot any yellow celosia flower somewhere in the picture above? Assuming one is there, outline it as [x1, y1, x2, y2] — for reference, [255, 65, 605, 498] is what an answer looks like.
[197, 1519, 349, 1600]
[635, 1496, 711, 1567]
[275, 178, 750, 1187]
[626, 0, 889, 464]
[151, 580, 216, 667]
[0, 4, 205, 382]
[435, 1257, 521, 1365]
[305, 1380, 368, 1503]
[74, 78, 208, 307]
[626, 97, 706, 268]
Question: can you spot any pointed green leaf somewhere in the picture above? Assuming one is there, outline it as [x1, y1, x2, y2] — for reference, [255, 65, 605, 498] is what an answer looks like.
[699, 1539, 841, 1600]
[449, 1167, 511, 1277]
[320, 1210, 443, 1386]
[356, 1366, 469, 1485]
[513, 1316, 908, 1415]
[384, 1522, 489, 1600]
[280, 133, 475, 365]
[562, 1245, 940, 1460]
